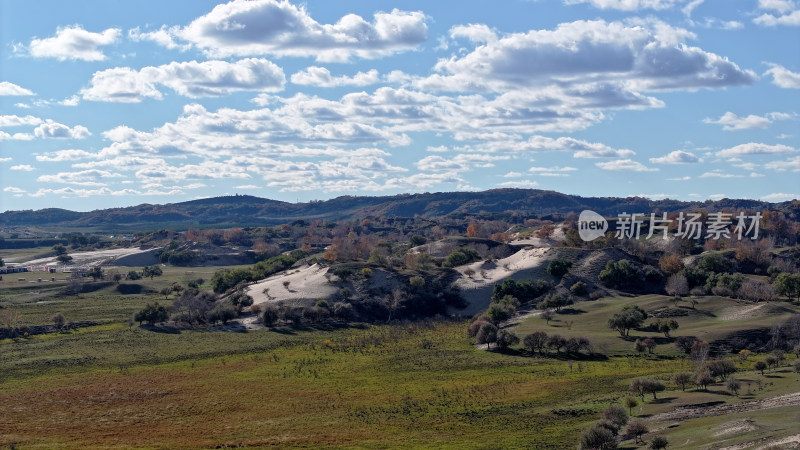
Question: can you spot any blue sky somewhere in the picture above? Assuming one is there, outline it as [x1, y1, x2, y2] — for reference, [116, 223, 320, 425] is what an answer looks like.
[1, 0, 798, 212]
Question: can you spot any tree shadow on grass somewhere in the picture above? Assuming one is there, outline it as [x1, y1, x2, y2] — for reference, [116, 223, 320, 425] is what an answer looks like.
[140, 324, 181, 334]
[557, 308, 586, 315]
[648, 396, 677, 405]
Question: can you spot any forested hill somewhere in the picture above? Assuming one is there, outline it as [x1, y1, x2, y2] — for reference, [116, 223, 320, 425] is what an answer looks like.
[1, 190, 797, 230]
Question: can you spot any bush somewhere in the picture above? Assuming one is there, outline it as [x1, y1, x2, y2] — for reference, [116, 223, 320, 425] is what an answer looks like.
[207, 302, 237, 324]
[649, 435, 668, 450]
[492, 278, 551, 303]
[570, 281, 588, 296]
[134, 302, 169, 325]
[495, 330, 520, 349]
[487, 303, 515, 324]
[126, 270, 141, 281]
[261, 305, 280, 326]
[361, 267, 372, 278]
[409, 276, 425, 288]
[546, 259, 572, 278]
[442, 247, 481, 268]
[52, 312, 66, 330]
[578, 424, 618, 450]
[599, 259, 644, 289]
[475, 322, 498, 349]
[540, 294, 573, 312]
[600, 405, 628, 430]
[409, 235, 427, 247]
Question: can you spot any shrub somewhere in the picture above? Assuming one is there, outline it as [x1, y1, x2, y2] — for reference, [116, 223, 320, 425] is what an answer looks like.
[51, 313, 66, 330]
[546, 259, 572, 278]
[492, 278, 551, 303]
[626, 420, 648, 444]
[570, 281, 588, 296]
[409, 276, 425, 288]
[672, 372, 693, 391]
[409, 235, 427, 247]
[126, 270, 141, 280]
[578, 424, 618, 450]
[487, 303, 515, 324]
[442, 247, 481, 268]
[665, 274, 689, 297]
[599, 259, 644, 289]
[539, 294, 573, 312]
[332, 302, 355, 321]
[649, 435, 668, 450]
[361, 267, 372, 278]
[495, 330, 520, 349]
[134, 302, 169, 325]
[523, 331, 548, 353]
[207, 302, 236, 324]
[475, 322, 498, 349]
[659, 254, 683, 275]
[608, 305, 647, 337]
[601, 405, 628, 430]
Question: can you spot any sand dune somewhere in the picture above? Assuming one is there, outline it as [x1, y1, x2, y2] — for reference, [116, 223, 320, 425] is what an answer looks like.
[245, 263, 338, 306]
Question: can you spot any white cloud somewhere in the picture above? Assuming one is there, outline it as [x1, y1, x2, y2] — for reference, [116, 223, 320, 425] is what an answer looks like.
[764, 64, 800, 88]
[716, 142, 797, 157]
[36, 149, 95, 162]
[649, 150, 701, 163]
[128, 26, 190, 51]
[0, 81, 34, 96]
[754, 5, 800, 26]
[0, 157, 11, 162]
[450, 24, 497, 43]
[10, 164, 35, 171]
[82, 58, 285, 102]
[29, 26, 120, 61]
[498, 180, 539, 188]
[4, 186, 26, 194]
[417, 19, 755, 103]
[596, 159, 658, 171]
[703, 111, 792, 130]
[234, 184, 261, 190]
[0, 115, 43, 127]
[667, 176, 692, 180]
[291, 67, 380, 87]
[0, 131, 34, 141]
[37, 169, 122, 186]
[169, 0, 427, 61]
[564, 0, 695, 10]
[765, 155, 800, 171]
[33, 120, 91, 139]
[761, 192, 799, 201]
[529, 165, 578, 172]
[700, 170, 743, 178]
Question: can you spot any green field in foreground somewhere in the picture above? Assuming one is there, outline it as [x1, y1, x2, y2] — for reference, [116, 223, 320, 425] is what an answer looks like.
[1, 273, 799, 448]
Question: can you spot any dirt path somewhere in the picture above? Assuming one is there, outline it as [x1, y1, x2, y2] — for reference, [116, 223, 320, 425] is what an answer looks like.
[647, 391, 800, 423]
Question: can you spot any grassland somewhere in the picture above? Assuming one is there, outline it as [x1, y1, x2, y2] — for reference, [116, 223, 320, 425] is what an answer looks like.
[2, 267, 799, 448]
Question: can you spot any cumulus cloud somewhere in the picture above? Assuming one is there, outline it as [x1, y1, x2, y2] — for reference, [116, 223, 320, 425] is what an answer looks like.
[37, 169, 122, 186]
[418, 19, 755, 94]
[29, 25, 120, 61]
[291, 67, 380, 87]
[450, 24, 497, 43]
[128, 26, 190, 50]
[761, 192, 799, 201]
[703, 111, 792, 130]
[162, 0, 427, 61]
[596, 159, 658, 171]
[0, 81, 34, 96]
[36, 149, 96, 162]
[754, 0, 800, 26]
[0, 131, 34, 141]
[82, 58, 285, 102]
[33, 120, 91, 139]
[764, 64, 800, 88]
[765, 155, 800, 171]
[716, 142, 797, 157]
[649, 150, 700, 163]
[563, 0, 696, 10]
[0, 115, 43, 127]
[10, 164, 35, 171]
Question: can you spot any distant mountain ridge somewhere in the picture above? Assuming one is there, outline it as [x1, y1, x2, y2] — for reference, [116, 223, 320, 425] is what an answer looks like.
[1, 189, 796, 230]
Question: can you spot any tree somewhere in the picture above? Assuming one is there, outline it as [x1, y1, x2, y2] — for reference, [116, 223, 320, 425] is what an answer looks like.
[659, 254, 683, 275]
[675, 336, 698, 354]
[658, 319, 679, 337]
[52, 312, 66, 331]
[495, 330, 519, 349]
[690, 341, 710, 363]
[262, 305, 280, 326]
[626, 420, 648, 444]
[52, 244, 67, 255]
[56, 254, 73, 264]
[541, 310, 555, 324]
[523, 331, 548, 354]
[673, 372, 693, 391]
[207, 302, 236, 324]
[649, 435, 669, 450]
[466, 223, 480, 237]
[127, 270, 141, 280]
[774, 273, 800, 300]
[754, 360, 767, 375]
[624, 397, 638, 416]
[409, 235, 427, 247]
[608, 305, 647, 337]
[695, 369, 714, 390]
[578, 424, 618, 450]
[635, 339, 647, 354]
[630, 378, 663, 401]
[665, 274, 689, 298]
[601, 405, 628, 430]
[87, 266, 104, 281]
[540, 294, 573, 312]
[487, 302, 515, 324]
[159, 287, 173, 299]
[547, 334, 566, 353]
[546, 259, 573, 278]
[570, 281, 588, 296]
[142, 265, 163, 280]
[134, 302, 169, 325]
[0, 257, 4, 267]
[644, 338, 657, 354]
[726, 378, 741, 396]
[230, 292, 254, 311]
[409, 276, 425, 288]
[475, 322, 498, 349]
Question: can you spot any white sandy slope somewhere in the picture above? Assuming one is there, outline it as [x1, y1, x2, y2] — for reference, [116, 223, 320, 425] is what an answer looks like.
[245, 263, 338, 307]
[12, 247, 161, 269]
[450, 247, 554, 316]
